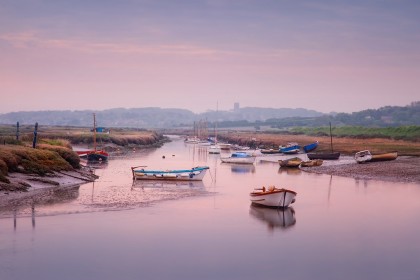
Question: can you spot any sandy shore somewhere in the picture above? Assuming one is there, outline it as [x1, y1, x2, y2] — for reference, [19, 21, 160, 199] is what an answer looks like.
[301, 156, 420, 183]
[0, 167, 97, 209]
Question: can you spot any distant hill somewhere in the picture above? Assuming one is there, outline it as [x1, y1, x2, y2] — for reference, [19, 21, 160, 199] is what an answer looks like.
[0, 107, 323, 128]
[1, 103, 418, 129]
[264, 101, 420, 129]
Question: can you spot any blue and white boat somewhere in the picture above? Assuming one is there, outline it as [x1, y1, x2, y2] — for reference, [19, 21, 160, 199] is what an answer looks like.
[303, 141, 319, 153]
[280, 143, 300, 154]
[131, 166, 209, 181]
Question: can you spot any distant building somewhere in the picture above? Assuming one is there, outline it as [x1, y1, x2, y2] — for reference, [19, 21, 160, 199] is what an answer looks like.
[234, 102, 240, 111]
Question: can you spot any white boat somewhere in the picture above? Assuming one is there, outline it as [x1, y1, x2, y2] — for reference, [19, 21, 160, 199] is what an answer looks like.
[184, 136, 200, 144]
[250, 186, 297, 208]
[208, 144, 221, 154]
[220, 152, 256, 164]
[218, 143, 232, 150]
[354, 150, 373, 163]
[131, 166, 209, 181]
[355, 150, 398, 163]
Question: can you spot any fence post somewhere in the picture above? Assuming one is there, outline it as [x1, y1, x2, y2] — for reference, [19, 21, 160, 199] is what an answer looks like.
[32, 122, 38, 148]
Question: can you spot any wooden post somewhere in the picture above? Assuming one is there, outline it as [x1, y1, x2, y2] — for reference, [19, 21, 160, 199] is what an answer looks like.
[16, 121, 20, 141]
[32, 122, 38, 148]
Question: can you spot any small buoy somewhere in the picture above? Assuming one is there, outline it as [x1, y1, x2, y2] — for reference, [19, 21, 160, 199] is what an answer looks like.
[162, 155, 165, 158]
[172, 154, 175, 157]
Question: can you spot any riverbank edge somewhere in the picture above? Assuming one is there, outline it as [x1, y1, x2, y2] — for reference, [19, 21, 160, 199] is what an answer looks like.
[300, 156, 420, 184]
[0, 168, 97, 208]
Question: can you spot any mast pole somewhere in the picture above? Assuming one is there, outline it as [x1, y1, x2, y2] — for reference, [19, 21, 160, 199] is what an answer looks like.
[93, 113, 97, 152]
[329, 121, 333, 153]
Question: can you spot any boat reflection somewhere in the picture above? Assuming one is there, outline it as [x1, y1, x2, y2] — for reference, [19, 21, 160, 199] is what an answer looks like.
[82, 159, 109, 169]
[230, 164, 256, 174]
[249, 204, 296, 231]
[278, 167, 302, 175]
[131, 180, 205, 190]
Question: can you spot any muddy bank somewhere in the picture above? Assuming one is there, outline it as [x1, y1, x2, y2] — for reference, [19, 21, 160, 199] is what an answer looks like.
[301, 156, 420, 183]
[0, 168, 97, 209]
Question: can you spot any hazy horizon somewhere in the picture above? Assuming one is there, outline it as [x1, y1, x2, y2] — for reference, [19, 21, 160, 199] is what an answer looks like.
[1, 1, 419, 114]
[0, 101, 418, 116]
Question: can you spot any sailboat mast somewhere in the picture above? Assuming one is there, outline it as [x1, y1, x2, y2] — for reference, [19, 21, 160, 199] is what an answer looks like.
[215, 101, 218, 143]
[93, 113, 97, 152]
[329, 122, 333, 153]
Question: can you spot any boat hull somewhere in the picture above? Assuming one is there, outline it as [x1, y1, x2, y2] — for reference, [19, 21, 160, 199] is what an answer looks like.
[250, 188, 297, 208]
[280, 145, 300, 154]
[370, 152, 398, 162]
[307, 152, 340, 160]
[132, 166, 209, 181]
[303, 141, 319, 153]
[220, 157, 255, 164]
[278, 157, 302, 168]
[208, 145, 221, 154]
[300, 159, 323, 167]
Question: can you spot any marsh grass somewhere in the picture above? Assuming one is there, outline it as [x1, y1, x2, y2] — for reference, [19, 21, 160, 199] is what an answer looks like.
[218, 131, 420, 156]
[0, 145, 74, 182]
[290, 126, 420, 141]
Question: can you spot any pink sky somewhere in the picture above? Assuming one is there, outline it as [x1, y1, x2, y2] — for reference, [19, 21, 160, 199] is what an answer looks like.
[1, 1, 419, 114]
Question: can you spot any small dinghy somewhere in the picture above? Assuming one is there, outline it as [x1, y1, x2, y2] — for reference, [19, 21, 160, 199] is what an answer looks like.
[250, 186, 297, 208]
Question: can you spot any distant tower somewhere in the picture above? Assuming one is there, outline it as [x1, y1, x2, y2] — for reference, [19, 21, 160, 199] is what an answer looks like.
[234, 102, 240, 111]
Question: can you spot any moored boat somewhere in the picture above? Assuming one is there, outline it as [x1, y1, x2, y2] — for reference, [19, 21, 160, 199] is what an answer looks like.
[278, 157, 302, 168]
[131, 166, 209, 181]
[250, 186, 297, 208]
[260, 148, 280, 154]
[354, 150, 373, 163]
[307, 152, 340, 160]
[354, 151, 398, 163]
[303, 141, 319, 153]
[307, 122, 340, 160]
[79, 113, 109, 162]
[220, 152, 256, 164]
[280, 142, 300, 154]
[370, 151, 398, 162]
[218, 143, 232, 150]
[208, 144, 221, 154]
[300, 159, 323, 167]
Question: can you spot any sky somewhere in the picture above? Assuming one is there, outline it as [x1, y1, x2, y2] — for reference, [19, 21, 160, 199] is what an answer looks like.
[1, 0, 420, 114]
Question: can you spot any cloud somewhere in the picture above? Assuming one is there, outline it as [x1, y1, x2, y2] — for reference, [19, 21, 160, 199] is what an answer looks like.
[0, 31, 229, 57]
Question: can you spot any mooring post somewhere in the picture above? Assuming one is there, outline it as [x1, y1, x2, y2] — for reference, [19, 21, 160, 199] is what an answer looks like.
[32, 122, 38, 148]
[16, 121, 20, 141]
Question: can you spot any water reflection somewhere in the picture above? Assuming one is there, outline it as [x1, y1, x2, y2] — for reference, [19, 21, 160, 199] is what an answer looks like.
[249, 204, 296, 231]
[278, 167, 302, 175]
[229, 164, 256, 174]
[82, 159, 109, 169]
[0, 185, 81, 222]
[131, 180, 205, 189]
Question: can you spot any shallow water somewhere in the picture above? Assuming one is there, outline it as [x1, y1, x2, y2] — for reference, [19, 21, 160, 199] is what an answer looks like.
[1, 136, 419, 280]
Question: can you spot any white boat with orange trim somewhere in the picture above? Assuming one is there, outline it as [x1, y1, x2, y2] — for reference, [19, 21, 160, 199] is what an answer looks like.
[250, 186, 297, 208]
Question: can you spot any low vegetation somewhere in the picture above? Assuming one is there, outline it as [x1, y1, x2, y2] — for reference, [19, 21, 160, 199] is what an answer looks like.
[0, 125, 167, 186]
[289, 126, 420, 142]
[0, 145, 75, 183]
[217, 131, 420, 156]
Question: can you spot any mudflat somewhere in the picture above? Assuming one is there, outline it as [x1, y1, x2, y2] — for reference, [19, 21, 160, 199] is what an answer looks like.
[301, 156, 420, 183]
